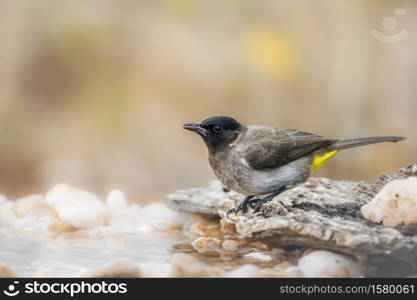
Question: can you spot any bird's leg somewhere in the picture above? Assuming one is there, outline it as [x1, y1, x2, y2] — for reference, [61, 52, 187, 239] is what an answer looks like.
[249, 186, 288, 212]
[227, 195, 254, 215]
[227, 185, 290, 215]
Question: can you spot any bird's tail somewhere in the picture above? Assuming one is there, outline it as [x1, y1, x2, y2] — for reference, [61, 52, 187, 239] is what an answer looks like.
[330, 136, 406, 150]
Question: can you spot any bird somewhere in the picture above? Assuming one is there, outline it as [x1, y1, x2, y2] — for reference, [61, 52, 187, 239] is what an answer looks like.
[183, 116, 406, 214]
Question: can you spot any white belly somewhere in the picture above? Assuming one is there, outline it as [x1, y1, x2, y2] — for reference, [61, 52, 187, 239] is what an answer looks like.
[231, 156, 312, 196]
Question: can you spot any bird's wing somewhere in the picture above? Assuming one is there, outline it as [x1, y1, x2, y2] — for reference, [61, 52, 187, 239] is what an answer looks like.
[242, 128, 337, 170]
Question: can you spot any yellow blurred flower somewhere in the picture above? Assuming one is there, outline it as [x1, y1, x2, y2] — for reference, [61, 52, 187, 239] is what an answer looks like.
[245, 26, 297, 79]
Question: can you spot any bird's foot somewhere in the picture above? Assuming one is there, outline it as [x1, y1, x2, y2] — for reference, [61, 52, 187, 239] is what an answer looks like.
[227, 190, 285, 216]
[253, 187, 289, 212]
[227, 195, 254, 216]
[227, 198, 270, 215]
[248, 198, 268, 212]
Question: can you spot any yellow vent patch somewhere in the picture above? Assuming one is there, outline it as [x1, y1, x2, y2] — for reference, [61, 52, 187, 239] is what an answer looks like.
[311, 150, 339, 171]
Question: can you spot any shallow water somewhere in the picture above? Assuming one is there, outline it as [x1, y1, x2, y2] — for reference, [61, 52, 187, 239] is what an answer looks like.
[0, 186, 298, 278]
[0, 229, 182, 277]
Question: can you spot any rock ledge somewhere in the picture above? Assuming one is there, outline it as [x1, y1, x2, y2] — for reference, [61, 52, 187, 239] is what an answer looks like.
[168, 165, 417, 276]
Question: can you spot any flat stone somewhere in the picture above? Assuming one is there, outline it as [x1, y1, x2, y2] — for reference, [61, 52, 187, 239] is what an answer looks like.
[168, 164, 417, 276]
[167, 181, 242, 215]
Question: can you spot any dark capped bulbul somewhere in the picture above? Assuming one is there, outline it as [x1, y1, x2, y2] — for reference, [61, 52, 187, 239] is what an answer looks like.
[183, 116, 405, 214]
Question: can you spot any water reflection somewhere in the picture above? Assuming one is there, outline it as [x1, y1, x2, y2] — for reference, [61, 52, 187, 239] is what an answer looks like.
[0, 229, 182, 277]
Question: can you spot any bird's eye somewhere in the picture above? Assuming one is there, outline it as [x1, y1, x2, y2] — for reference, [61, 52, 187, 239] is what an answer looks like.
[213, 125, 223, 133]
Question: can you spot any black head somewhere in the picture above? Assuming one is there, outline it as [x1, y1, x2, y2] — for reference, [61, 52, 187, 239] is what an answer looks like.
[183, 116, 242, 151]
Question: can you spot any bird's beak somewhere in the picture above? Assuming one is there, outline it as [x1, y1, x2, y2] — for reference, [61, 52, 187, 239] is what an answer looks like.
[183, 122, 208, 136]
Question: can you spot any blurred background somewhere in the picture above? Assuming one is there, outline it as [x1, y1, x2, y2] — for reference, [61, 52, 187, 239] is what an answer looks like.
[0, 0, 415, 203]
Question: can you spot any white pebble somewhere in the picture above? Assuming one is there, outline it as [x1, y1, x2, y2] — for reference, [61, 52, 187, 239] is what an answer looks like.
[13, 194, 50, 218]
[137, 263, 172, 278]
[226, 264, 262, 277]
[137, 203, 189, 231]
[46, 184, 108, 229]
[0, 201, 17, 227]
[107, 189, 129, 211]
[361, 177, 417, 227]
[243, 252, 272, 262]
[298, 250, 363, 277]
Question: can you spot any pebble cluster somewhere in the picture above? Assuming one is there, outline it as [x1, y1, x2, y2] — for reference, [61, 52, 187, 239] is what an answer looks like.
[4, 174, 416, 277]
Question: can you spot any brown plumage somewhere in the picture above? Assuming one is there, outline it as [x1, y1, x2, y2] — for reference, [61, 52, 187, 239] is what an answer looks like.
[183, 116, 406, 213]
[242, 128, 336, 170]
